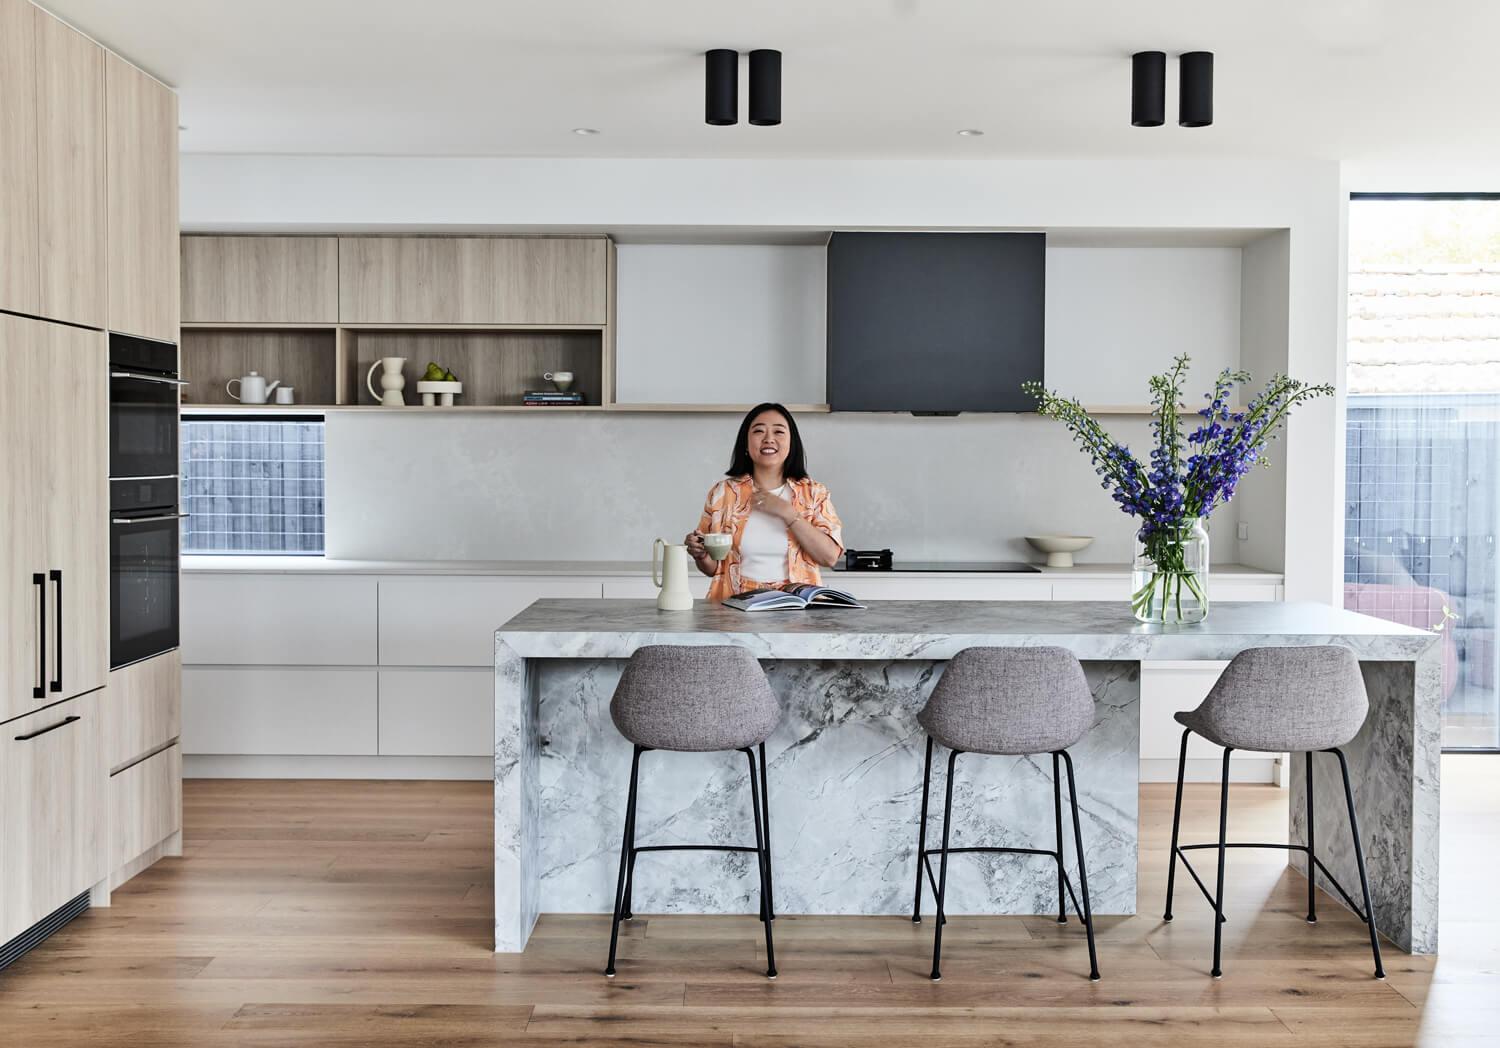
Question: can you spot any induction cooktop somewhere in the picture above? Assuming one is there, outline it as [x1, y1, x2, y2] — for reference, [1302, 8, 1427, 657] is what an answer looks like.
[835, 550, 1041, 574]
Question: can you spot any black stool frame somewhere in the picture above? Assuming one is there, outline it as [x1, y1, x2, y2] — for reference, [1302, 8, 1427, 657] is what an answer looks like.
[912, 736, 1101, 982]
[604, 743, 777, 979]
[1163, 728, 1385, 979]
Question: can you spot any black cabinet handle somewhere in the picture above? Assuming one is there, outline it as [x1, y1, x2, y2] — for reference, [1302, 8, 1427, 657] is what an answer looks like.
[32, 573, 45, 699]
[49, 569, 62, 694]
[14, 715, 80, 742]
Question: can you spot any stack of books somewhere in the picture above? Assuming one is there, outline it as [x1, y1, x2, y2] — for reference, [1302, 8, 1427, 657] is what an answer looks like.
[521, 391, 585, 407]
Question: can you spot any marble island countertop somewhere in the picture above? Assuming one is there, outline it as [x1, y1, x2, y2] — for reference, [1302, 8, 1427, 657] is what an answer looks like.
[182, 555, 1284, 580]
[495, 598, 1434, 662]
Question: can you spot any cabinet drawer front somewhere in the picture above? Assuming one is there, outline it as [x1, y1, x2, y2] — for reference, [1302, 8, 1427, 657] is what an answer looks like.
[847, 577, 1054, 602]
[105, 650, 181, 771]
[378, 668, 492, 756]
[181, 236, 339, 323]
[181, 574, 377, 665]
[338, 236, 607, 325]
[182, 666, 377, 755]
[0, 692, 104, 942]
[379, 576, 602, 667]
[109, 743, 180, 870]
[600, 576, 712, 600]
[1050, 580, 1129, 602]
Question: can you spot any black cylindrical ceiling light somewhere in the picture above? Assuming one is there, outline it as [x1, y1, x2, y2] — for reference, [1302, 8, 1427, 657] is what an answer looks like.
[749, 49, 782, 126]
[1179, 51, 1214, 127]
[1131, 51, 1165, 127]
[705, 49, 738, 125]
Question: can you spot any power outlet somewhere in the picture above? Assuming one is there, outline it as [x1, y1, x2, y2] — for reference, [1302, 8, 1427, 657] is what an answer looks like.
[1237, 521, 1250, 542]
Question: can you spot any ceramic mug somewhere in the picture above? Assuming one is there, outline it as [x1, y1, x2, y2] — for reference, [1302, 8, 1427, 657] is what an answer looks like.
[544, 370, 575, 392]
[274, 387, 296, 405]
[702, 533, 733, 561]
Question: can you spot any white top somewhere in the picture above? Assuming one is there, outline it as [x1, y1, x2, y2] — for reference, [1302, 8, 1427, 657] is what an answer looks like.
[738, 484, 791, 584]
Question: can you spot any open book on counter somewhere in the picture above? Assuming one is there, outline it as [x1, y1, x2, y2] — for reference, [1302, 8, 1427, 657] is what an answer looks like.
[721, 584, 865, 612]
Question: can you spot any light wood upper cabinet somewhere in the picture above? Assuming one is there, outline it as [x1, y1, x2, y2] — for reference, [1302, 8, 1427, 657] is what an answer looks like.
[182, 236, 339, 324]
[0, 317, 106, 724]
[0, 314, 50, 725]
[35, 7, 107, 329]
[338, 236, 608, 325]
[41, 323, 109, 705]
[0, 691, 105, 943]
[106, 51, 179, 343]
[0, 0, 41, 316]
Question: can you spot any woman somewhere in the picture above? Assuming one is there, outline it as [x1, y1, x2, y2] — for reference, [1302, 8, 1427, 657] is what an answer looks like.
[686, 403, 844, 602]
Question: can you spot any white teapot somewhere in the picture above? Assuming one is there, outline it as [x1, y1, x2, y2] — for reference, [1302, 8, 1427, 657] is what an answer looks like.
[226, 371, 280, 404]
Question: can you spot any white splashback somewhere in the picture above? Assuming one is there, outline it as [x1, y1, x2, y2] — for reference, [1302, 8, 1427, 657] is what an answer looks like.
[324, 410, 1224, 563]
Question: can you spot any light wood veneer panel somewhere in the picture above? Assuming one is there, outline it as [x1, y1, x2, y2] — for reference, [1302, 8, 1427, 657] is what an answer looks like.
[0, 691, 105, 943]
[105, 52, 178, 342]
[35, 8, 106, 328]
[181, 236, 339, 323]
[338, 236, 608, 325]
[0, 314, 49, 724]
[0, 0, 40, 315]
[104, 649, 181, 772]
[108, 743, 181, 870]
[181, 328, 338, 405]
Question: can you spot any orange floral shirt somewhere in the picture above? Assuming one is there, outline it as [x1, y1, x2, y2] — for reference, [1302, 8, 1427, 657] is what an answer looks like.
[697, 476, 844, 602]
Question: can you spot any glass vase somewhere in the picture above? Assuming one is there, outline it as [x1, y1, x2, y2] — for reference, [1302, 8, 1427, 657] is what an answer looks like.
[1131, 518, 1210, 624]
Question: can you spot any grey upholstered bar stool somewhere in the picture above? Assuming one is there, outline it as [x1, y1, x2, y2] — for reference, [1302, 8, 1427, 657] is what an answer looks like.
[912, 646, 1101, 981]
[604, 644, 781, 979]
[1164, 645, 1385, 980]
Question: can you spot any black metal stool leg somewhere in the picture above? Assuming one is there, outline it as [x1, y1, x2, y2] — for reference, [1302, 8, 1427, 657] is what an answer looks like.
[930, 748, 960, 981]
[604, 746, 643, 977]
[1163, 728, 1190, 922]
[1331, 747, 1386, 979]
[913, 735, 934, 923]
[1061, 750, 1100, 981]
[1053, 751, 1067, 924]
[758, 742, 775, 921]
[1305, 750, 1317, 924]
[745, 749, 777, 978]
[1211, 746, 1232, 978]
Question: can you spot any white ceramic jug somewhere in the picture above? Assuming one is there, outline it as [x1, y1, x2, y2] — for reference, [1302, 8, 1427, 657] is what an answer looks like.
[366, 357, 408, 407]
[652, 538, 694, 611]
[226, 371, 280, 404]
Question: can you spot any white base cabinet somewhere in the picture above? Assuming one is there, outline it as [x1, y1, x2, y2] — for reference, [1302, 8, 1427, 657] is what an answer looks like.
[180, 568, 1283, 781]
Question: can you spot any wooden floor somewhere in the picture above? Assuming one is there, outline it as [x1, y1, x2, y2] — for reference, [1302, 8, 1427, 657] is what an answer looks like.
[1, 758, 1496, 1047]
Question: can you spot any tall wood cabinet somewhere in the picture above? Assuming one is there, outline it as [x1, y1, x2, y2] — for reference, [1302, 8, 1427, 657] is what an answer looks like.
[105, 50, 179, 343]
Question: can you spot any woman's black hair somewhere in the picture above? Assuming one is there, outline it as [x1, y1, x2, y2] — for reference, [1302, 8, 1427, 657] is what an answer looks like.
[726, 402, 808, 481]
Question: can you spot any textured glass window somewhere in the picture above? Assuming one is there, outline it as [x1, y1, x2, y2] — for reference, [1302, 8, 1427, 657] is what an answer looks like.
[180, 418, 325, 555]
[1346, 197, 1500, 750]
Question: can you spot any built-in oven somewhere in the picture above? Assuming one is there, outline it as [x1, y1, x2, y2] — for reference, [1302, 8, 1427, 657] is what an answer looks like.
[109, 477, 184, 670]
[109, 333, 183, 481]
[108, 332, 184, 670]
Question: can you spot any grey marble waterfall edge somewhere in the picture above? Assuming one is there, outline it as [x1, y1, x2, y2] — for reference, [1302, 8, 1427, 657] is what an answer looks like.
[494, 599, 1440, 954]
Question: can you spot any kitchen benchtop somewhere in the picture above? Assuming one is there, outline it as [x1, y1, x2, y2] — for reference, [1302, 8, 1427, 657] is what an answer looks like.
[181, 556, 1284, 580]
[494, 597, 1428, 661]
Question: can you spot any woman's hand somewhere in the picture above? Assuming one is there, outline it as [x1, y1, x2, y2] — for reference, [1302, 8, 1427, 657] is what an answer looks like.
[685, 530, 717, 576]
[752, 486, 799, 525]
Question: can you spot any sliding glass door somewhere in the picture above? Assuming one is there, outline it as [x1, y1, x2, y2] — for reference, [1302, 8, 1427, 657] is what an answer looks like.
[1346, 195, 1500, 750]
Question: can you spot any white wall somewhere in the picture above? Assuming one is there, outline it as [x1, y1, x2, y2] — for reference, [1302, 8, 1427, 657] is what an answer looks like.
[614, 244, 826, 405]
[324, 411, 1164, 563]
[184, 153, 1343, 595]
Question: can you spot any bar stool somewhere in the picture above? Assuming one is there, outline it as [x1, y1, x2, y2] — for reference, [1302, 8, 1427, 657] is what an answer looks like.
[604, 644, 781, 979]
[912, 646, 1101, 982]
[1164, 645, 1385, 980]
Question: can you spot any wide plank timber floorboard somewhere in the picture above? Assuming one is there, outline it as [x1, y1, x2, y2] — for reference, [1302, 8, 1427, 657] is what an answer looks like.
[0, 756, 1495, 1046]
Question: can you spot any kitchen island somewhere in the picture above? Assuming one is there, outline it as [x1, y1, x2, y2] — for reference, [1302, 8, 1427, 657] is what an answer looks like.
[494, 599, 1439, 954]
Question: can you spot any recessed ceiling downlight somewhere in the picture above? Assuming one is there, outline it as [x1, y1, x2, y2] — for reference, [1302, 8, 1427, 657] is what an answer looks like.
[572, 127, 600, 136]
[956, 128, 984, 137]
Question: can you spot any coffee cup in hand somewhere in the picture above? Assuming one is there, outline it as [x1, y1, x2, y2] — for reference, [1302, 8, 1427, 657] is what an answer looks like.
[702, 533, 733, 562]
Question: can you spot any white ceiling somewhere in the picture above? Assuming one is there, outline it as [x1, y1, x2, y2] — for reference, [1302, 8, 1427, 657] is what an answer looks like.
[42, 0, 1500, 173]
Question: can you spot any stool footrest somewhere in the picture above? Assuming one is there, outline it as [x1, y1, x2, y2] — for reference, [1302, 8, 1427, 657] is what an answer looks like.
[920, 846, 1082, 922]
[630, 844, 759, 855]
[1172, 841, 1372, 924]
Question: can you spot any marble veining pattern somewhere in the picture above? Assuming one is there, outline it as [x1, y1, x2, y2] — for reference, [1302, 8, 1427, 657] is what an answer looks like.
[494, 599, 1439, 954]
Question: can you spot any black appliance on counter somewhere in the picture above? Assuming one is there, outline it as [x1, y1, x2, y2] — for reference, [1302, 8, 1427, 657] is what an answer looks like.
[837, 549, 1041, 574]
[108, 333, 185, 669]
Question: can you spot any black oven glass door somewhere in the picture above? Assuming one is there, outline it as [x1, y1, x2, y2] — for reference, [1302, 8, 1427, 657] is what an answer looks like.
[110, 371, 180, 480]
[110, 513, 181, 669]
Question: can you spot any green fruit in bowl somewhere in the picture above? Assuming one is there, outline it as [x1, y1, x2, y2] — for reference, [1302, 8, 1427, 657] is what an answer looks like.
[422, 362, 446, 381]
[443, 369, 457, 382]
